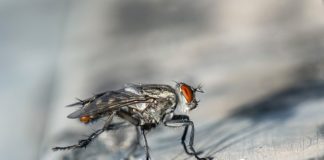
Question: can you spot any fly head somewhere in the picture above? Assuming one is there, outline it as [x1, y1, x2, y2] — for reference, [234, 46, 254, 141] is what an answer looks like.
[175, 82, 204, 112]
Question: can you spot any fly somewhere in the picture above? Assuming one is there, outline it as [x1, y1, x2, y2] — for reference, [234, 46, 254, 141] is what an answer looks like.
[52, 82, 213, 160]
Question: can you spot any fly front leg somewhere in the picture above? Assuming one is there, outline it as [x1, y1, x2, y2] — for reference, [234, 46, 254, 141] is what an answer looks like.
[164, 115, 213, 160]
[52, 112, 116, 151]
[173, 115, 201, 156]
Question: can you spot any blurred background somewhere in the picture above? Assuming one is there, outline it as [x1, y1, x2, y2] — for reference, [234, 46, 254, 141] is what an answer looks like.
[1, 0, 324, 160]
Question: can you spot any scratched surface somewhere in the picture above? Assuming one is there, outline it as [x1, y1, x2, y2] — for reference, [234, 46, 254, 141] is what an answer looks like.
[1, 1, 324, 160]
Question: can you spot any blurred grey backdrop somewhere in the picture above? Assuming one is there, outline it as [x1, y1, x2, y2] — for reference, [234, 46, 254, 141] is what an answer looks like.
[1, 0, 324, 160]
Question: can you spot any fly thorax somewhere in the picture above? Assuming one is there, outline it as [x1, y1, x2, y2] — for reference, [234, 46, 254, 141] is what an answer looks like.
[124, 84, 141, 94]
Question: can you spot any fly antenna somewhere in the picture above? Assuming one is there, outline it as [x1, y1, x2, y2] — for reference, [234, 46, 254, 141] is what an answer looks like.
[193, 83, 204, 93]
[172, 80, 180, 86]
[76, 97, 84, 103]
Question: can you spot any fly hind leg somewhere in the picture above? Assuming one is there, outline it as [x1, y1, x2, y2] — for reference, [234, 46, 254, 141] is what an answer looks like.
[52, 128, 105, 151]
[52, 113, 117, 151]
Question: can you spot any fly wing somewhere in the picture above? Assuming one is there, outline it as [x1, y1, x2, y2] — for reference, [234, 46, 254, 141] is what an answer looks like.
[66, 92, 106, 107]
[67, 88, 151, 119]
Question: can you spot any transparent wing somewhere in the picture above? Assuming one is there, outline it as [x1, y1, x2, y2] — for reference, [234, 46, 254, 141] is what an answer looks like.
[67, 89, 151, 119]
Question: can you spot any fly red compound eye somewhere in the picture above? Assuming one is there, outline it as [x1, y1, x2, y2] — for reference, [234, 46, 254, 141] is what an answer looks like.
[80, 115, 91, 124]
[180, 84, 193, 104]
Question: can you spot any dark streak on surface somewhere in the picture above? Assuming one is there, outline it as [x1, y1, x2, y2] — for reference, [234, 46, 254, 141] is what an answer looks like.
[164, 79, 324, 158]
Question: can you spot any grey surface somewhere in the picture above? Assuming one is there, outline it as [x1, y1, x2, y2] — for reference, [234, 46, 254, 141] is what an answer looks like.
[0, 0, 68, 160]
[1, 0, 324, 160]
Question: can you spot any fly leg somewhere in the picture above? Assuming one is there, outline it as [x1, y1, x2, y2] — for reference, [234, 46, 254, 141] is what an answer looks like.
[124, 127, 141, 160]
[165, 115, 200, 156]
[117, 110, 151, 160]
[116, 110, 148, 159]
[52, 112, 116, 151]
[164, 115, 213, 160]
[52, 128, 105, 151]
[141, 127, 151, 160]
[175, 115, 202, 156]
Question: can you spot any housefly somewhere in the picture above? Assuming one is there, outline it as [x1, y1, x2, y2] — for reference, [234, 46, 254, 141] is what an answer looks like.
[52, 82, 213, 160]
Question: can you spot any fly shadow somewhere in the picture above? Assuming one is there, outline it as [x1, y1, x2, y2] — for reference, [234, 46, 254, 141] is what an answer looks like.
[307, 154, 324, 160]
[201, 80, 324, 158]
